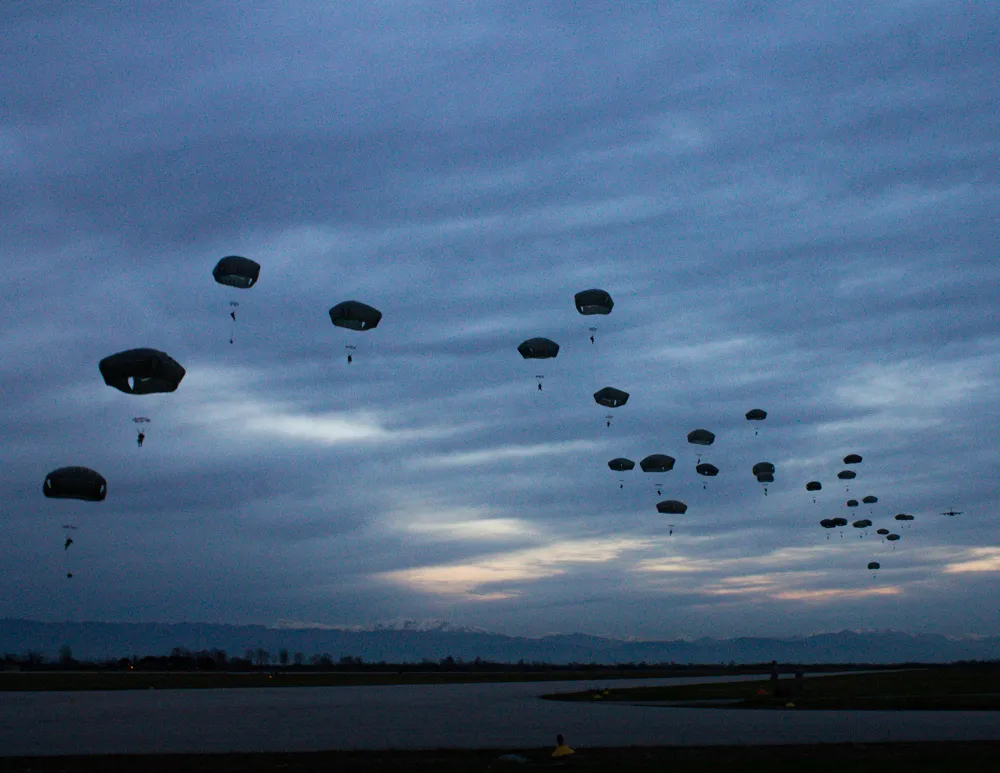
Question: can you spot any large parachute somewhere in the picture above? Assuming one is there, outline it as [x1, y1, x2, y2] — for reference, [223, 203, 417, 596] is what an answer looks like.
[687, 429, 715, 446]
[868, 561, 880, 571]
[862, 495, 878, 504]
[99, 349, 186, 394]
[574, 289, 614, 315]
[837, 470, 857, 480]
[843, 454, 863, 464]
[212, 256, 260, 289]
[640, 454, 675, 473]
[608, 458, 635, 472]
[517, 338, 559, 359]
[656, 500, 688, 515]
[329, 301, 382, 331]
[43, 467, 107, 501]
[593, 387, 629, 408]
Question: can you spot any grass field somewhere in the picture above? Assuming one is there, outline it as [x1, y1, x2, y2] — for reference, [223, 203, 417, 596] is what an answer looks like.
[3, 742, 1000, 772]
[544, 665, 1000, 710]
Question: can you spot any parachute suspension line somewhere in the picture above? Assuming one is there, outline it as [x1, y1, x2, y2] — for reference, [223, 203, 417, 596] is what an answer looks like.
[345, 344, 356, 364]
[535, 375, 544, 392]
[588, 326, 597, 344]
[229, 301, 239, 344]
[605, 414, 613, 429]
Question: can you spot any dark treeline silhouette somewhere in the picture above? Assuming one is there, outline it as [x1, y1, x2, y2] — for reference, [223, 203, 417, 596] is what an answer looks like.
[2, 648, 996, 674]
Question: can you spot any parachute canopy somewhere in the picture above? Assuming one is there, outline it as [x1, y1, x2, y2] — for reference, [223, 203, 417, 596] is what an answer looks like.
[838, 470, 857, 480]
[847, 499, 859, 507]
[43, 467, 107, 502]
[886, 533, 901, 542]
[517, 338, 559, 359]
[640, 454, 675, 473]
[806, 481, 822, 492]
[894, 513, 915, 521]
[831, 517, 848, 527]
[329, 301, 382, 331]
[687, 429, 715, 446]
[862, 495, 878, 504]
[574, 289, 614, 315]
[876, 528, 890, 535]
[593, 387, 629, 408]
[853, 519, 873, 528]
[756, 473, 774, 483]
[843, 454, 863, 464]
[820, 519, 836, 529]
[656, 500, 688, 515]
[99, 349, 186, 395]
[752, 462, 775, 476]
[868, 561, 880, 570]
[696, 462, 719, 477]
[212, 256, 260, 289]
[608, 458, 635, 472]
[745, 408, 767, 421]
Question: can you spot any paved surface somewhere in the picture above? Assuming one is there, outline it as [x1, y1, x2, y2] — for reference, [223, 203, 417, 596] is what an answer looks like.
[1, 675, 998, 756]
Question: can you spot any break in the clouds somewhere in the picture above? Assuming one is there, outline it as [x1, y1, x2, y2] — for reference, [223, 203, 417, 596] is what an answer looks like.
[1, 1, 998, 640]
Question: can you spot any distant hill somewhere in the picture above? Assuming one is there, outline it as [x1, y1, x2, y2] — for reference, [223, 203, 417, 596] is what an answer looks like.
[1, 619, 998, 664]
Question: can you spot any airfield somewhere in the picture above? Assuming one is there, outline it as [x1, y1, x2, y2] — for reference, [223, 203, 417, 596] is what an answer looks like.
[2, 673, 1000, 759]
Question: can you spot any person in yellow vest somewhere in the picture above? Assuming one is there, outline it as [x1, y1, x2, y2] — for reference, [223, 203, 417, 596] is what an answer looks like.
[552, 733, 575, 757]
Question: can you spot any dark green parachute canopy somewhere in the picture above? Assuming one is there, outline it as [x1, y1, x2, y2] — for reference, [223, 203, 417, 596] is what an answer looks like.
[868, 561, 881, 570]
[687, 429, 715, 446]
[696, 462, 719, 477]
[806, 481, 822, 491]
[745, 408, 767, 421]
[862, 495, 878, 504]
[894, 513, 915, 521]
[329, 301, 382, 331]
[594, 387, 629, 407]
[832, 517, 848, 527]
[656, 500, 688, 514]
[608, 458, 635, 472]
[853, 519, 873, 528]
[843, 454, 863, 464]
[640, 454, 675, 473]
[876, 528, 890, 535]
[756, 472, 774, 483]
[752, 462, 775, 476]
[847, 499, 859, 507]
[99, 349, 186, 395]
[820, 519, 836, 529]
[574, 289, 614, 315]
[886, 533, 901, 541]
[517, 338, 559, 359]
[212, 256, 260, 289]
[838, 470, 857, 480]
[43, 467, 107, 502]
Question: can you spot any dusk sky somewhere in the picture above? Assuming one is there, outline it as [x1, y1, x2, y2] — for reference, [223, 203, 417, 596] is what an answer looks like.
[2, 1, 998, 640]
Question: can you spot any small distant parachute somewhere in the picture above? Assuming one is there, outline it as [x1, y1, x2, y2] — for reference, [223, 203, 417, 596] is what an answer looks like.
[847, 499, 859, 508]
[820, 519, 836, 529]
[862, 495, 878, 504]
[806, 481, 822, 492]
[640, 455, 675, 473]
[843, 454, 863, 464]
[99, 349, 186, 395]
[745, 409, 767, 435]
[886, 533, 900, 542]
[656, 500, 688, 515]
[574, 289, 614, 315]
[43, 467, 107, 502]
[876, 528, 890, 535]
[329, 301, 382, 331]
[831, 517, 848, 527]
[696, 463, 719, 477]
[894, 513, 915, 521]
[752, 462, 775, 476]
[608, 458, 635, 472]
[593, 387, 629, 408]
[868, 561, 880, 571]
[687, 429, 715, 446]
[837, 470, 857, 480]
[517, 338, 559, 359]
[852, 519, 872, 528]
[212, 256, 260, 289]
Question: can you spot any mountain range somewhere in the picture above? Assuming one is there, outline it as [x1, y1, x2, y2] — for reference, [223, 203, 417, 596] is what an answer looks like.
[2, 619, 998, 664]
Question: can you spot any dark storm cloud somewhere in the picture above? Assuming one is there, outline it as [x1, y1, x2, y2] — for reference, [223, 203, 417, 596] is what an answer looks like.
[2, 0, 998, 638]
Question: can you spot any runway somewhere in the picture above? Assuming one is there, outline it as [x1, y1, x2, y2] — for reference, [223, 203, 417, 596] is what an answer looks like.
[1, 674, 998, 756]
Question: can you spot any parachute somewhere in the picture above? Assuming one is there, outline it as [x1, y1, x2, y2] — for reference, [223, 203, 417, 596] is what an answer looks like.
[640, 455, 675, 473]
[837, 470, 857, 480]
[852, 519, 872, 528]
[43, 467, 107, 501]
[212, 256, 260, 289]
[329, 301, 382, 331]
[745, 408, 766, 435]
[876, 528, 890, 535]
[517, 338, 559, 359]
[862, 495, 878, 504]
[574, 289, 614, 315]
[752, 462, 775, 476]
[687, 429, 715, 446]
[656, 500, 688, 515]
[868, 561, 880, 571]
[831, 517, 848, 527]
[99, 349, 186, 394]
[894, 513, 915, 521]
[805, 481, 822, 491]
[593, 387, 629, 408]
[847, 499, 859, 508]
[696, 462, 719, 489]
[820, 519, 837, 528]
[608, 458, 635, 472]
[886, 533, 900, 542]
[843, 454, 863, 464]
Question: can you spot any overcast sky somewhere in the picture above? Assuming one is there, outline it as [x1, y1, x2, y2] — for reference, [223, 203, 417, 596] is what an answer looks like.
[2, 1, 998, 640]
